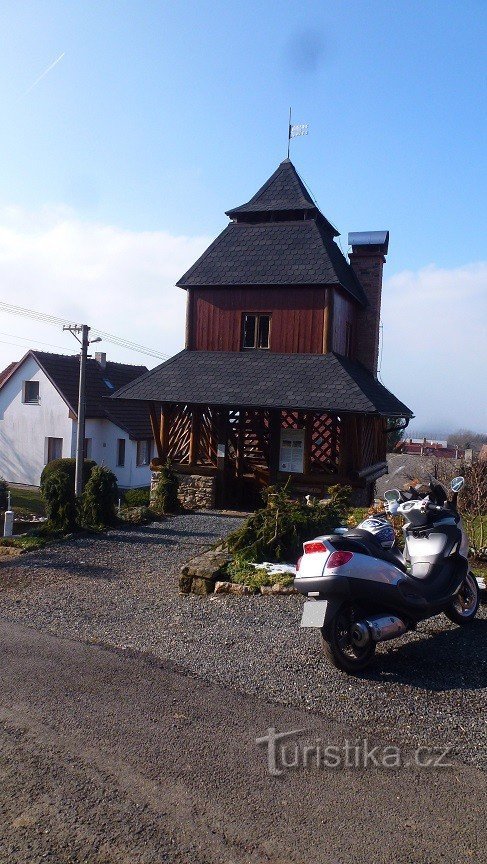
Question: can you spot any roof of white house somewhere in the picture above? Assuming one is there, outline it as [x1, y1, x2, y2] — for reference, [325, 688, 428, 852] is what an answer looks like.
[0, 351, 152, 440]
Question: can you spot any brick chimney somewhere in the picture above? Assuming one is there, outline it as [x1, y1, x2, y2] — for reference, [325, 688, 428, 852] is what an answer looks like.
[95, 352, 107, 369]
[348, 231, 389, 376]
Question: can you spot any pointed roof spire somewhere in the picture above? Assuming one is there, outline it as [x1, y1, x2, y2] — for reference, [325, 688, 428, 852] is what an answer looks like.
[226, 159, 339, 236]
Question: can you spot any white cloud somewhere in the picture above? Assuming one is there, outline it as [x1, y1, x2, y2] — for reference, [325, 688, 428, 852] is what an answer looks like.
[381, 262, 487, 434]
[0, 206, 485, 434]
[0, 205, 211, 369]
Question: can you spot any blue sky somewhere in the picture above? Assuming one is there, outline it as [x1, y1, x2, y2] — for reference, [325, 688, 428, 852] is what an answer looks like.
[0, 1, 485, 432]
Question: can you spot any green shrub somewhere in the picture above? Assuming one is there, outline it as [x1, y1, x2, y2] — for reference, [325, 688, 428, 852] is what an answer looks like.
[118, 505, 155, 525]
[0, 478, 8, 511]
[124, 487, 150, 507]
[40, 457, 95, 489]
[151, 460, 179, 514]
[225, 483, 351, 563]
[0, 535, 46, 552]
[80, 465, 118, 528]
[226, 558, 294, 591]
[40, 458, 95, 531]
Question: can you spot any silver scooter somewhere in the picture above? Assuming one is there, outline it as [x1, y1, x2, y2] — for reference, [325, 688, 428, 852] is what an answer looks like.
[295, 477, 480, 673]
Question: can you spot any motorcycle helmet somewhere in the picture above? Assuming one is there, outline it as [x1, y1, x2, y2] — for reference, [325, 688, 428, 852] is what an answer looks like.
[358, 517, 396, 549]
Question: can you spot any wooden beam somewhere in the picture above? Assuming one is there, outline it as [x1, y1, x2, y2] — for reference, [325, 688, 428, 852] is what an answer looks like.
[303, 412, 313, 474]
[323, 287, 334, 354]
[268, 409, 281, 484]
[160, 404, 170, 461]
[185, 289, 195, 349]
[189, 405, 200, 466]
[149, 403, 163, 460]
[357, 461, 388, 480]
[214, 408, 229, 508]
[171, 463, 217, 477]
[236, 411, 245, 477]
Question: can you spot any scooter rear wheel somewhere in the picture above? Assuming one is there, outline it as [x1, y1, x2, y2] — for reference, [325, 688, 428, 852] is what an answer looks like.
[444, 572, 480, 625]
[322, 603, 376, 673]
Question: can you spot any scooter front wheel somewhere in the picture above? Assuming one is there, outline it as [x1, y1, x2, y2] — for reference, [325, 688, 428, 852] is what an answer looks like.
[322, 603, 376, 674]
[444, 572, 480, 625]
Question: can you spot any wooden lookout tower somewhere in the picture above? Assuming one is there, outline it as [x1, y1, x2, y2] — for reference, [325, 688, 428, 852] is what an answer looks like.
[113, 159, 413, 507]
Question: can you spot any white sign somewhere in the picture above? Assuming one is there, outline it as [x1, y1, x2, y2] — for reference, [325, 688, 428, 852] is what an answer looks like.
[217, 443, 226, 459]
[279, 428, 305, 474]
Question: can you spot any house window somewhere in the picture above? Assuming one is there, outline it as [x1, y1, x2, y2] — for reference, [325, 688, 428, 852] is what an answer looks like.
[136, 439, 152, 467]
[242, 314, 270, 349]
[23, 380, 39, 404]
[345, 322, 353, 359]
[117, 438, 126, 467]
[46, 437, 63, 463]
[83, 438, 92, 459]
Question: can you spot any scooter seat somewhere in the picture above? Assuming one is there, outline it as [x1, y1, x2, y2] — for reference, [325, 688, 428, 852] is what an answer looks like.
[329, 530, 407, 572]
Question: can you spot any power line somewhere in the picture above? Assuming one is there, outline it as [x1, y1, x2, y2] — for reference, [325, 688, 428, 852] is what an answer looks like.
[0, 300, 168, 361]
[0, 331, 69, 351]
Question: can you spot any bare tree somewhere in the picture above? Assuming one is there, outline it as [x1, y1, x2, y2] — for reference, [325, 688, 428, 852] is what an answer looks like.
[447, 429, 487, 453]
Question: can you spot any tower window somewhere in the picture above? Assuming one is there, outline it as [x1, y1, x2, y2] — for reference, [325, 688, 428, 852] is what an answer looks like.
[242, 314, 271, 349]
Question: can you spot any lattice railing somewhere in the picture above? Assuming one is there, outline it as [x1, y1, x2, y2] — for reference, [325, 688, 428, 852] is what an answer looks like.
[310, 413, 340, 474]
[167, 404, 192, 463]
[197, 406, 218, 467]
[280, 410, 300, 430]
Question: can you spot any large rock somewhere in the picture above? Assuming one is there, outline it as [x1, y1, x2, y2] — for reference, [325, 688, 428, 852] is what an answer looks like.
[260, 583, 298, 596]
[179, 548, 232, 595]
[214, 581, 253, 596]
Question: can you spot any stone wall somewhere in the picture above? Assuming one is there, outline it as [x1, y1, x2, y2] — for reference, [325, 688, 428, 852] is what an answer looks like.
[151, 471, 216, 510]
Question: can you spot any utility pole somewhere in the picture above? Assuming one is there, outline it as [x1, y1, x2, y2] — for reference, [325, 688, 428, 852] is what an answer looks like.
[63, 324, 101, 496]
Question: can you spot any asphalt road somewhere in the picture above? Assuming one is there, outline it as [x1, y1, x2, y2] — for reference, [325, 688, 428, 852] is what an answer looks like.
[0, 620, 485, 864]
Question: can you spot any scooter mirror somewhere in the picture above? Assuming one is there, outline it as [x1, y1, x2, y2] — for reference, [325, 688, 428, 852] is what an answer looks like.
[384, 489, 401, 502]
[451, 476, 465, 493]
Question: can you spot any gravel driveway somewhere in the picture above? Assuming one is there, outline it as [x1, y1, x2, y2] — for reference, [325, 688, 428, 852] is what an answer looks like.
[1, 513, 486, 769]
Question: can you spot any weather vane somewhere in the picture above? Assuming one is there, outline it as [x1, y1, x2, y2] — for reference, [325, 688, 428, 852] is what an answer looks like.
[287, 107, 309, 158]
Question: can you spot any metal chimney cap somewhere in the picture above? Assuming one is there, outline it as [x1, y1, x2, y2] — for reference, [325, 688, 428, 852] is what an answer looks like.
[348, 231, 389, 254]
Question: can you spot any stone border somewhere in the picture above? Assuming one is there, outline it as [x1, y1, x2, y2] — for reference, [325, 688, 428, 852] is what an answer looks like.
[179, 548, 298, 596]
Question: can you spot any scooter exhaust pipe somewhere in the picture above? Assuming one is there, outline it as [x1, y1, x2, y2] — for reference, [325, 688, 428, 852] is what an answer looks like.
[351, 615, 407, 646]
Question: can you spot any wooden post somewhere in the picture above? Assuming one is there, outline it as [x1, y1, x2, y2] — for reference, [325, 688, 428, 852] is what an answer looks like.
[304, 412, 314, 474]
[322, 288, 334, 354]
[236, 410, 245, 477]
[149, 403, 163, 460]
[339, 415, 355, 477]
[160, 404, 170, 462]
[189, 405, 200, 466]
[215, 408, 229, 507]
[185, 289, 194, 349]
[268, 409, 281, 484]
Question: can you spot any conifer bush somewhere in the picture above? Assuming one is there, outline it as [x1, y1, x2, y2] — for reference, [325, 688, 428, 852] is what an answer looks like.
[40, 458, 95, 531]
[225, 483, 351, 563]
[0, 478, 8, 511]
[80, 465, 118, 528]
[151, 460, 179, 514]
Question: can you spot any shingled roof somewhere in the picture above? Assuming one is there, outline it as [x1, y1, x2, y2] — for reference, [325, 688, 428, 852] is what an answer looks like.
[1, 351, 152, 439]
[225, 158, 322, 218]
[112, 350, 413, 418]
[177, 159, 366, 305]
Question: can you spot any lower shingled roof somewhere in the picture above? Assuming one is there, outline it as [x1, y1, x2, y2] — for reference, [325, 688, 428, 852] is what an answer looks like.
[112, 350, 413, 418]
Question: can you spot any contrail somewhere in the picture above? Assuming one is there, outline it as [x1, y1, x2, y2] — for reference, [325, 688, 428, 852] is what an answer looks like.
[23, 52, 65, 96]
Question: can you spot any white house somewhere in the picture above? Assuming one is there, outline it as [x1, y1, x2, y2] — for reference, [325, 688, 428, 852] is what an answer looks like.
[0, 350, 154, 488]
